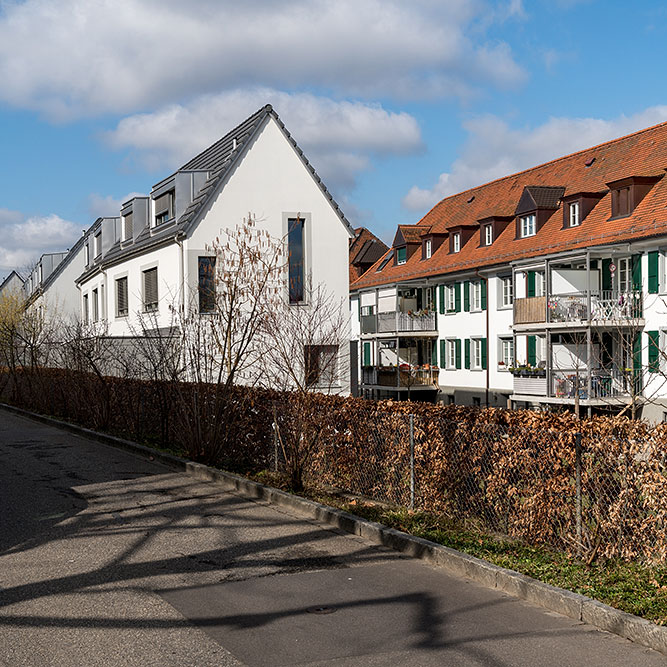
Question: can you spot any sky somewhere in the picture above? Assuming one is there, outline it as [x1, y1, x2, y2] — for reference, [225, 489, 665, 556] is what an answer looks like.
[1, 0, 667, 276]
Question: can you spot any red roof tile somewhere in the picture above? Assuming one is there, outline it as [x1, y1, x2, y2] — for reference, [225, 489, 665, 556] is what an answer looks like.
[352, 120, 667, 290]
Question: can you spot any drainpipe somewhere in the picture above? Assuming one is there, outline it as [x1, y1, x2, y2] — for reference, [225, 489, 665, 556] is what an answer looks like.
[475, 268, 490, 407]
[175, 234, 185, 315]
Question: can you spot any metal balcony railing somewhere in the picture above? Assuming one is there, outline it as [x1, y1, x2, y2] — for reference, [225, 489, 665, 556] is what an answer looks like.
[360, 310, 437, 335]
[548, 291, 643, 323]
[362, 365, 440, 388]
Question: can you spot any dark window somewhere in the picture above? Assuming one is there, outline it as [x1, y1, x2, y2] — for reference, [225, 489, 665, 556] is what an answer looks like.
[472, 396, 481, 407]
[154, 190, 174, 226]
[122, 213, 133, 241]
[116, 277, 128, 317]
[92, 288, 99, 322]
[143, 267, 158, 312]
[304, 345, 338, 387]
[288, 217, 304, 303]
[376, 251, 393, 271]
[198, 256, 216, 313]
[82, 294, 89, 324]
[612, 186, 631, 218]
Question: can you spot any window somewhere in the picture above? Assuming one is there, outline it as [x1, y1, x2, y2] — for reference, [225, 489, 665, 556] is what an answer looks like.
[484, 224, 493, 246]
[447, 339, 457, 369]
[154, 190, 174, 226]
[472, 339, 483, 369]
[82, 293, 89, 324]
[534, 271, 545, 297]
[143, 267, 158, 312]
[499, 337, 514, 369]
[611, 186, 631, 218]
[94, 231, 102, 258]
[92, 288, 99, 322]
[520, 214, 536, 238]
[116, 277, 128, 317]
[424, 239, 432, 259]
[618, 257, 631, 293]
[452, 233, 461, 253]
[84, 243, 90, 266]
[122, 213, 133, 242]
[568, 202, 580, 227]
[304, 345, 338, 387]
[288, 217, 304, 303]
[500, 276, 513, 307]
[396, 246, 407, 265]
[376, 251, 393, 271]
[198, 256, 216, 313]
[471, 281, 482, 311]
[445, 285, 456, 312]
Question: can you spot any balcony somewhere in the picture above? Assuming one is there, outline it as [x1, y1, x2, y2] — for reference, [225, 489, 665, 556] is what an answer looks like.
[362, 365, 440, 389]
[361, 310, 437, 335]
[513, 291, 643, 327]
[512, 368, 634, 401]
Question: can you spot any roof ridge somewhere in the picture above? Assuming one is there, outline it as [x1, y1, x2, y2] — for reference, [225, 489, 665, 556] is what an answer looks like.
[413, 117, 667, 227]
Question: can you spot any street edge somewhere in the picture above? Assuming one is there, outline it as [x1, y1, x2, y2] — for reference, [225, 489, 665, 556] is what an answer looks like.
[3, 401, 665, 656]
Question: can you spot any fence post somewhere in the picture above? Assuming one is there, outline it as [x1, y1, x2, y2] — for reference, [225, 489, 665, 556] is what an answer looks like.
[575, 432, 582, 555]
[409, 414, 415, 510]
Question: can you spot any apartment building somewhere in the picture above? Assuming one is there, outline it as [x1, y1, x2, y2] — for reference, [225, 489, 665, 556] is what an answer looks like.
[351, 121, 667, 420]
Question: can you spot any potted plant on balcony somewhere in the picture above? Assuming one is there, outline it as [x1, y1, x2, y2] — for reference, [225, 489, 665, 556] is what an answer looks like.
[509, 363, 546, 378]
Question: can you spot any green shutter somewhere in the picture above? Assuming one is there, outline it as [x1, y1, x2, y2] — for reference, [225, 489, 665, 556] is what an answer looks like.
[527, 271, 536, 297]
[648, 330, 660, 372]
[481, 337, 487, 370]
[431, 340, 438, 366]
[463, 281, 470, 311]
[440, 340, 446, 368]
[602, 258, 612, 291]
[632, 254, 642, 291]
[439, 285, 445, 314]
[648, 251, 659, 294]
[633, 331, 643, 393]
[464, 339, 471, 369]
[527, 335, 537, 366]
[363, 342, 371, 367]
[481, 279, 487, 310]
[455, 339, 462, 369]
[455, 283, 461, 312]
[396, 246, 406, 264]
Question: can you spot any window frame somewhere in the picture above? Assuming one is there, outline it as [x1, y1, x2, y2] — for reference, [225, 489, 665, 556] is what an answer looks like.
[122, 212, 133, 242]
[93, 231, 102, 258]
[471, 281, 482, 311]
[445, 284, 456, 312]
[484, 224, 493, 246]
[424, 239, 432, 259]
[499, 337, 514, 370]
[520, 214, 536, 238]
[452, 232, 461, 253]
[142, 266, 159, 313]
[499, 276, 513, 308]
[198, 256, 217, 313]
[115, 276, 129, 318]
[568, 201, 581, 227]
[472, 338, 483, 370]
[92, 287, 99, 322]
[153, 189, 175, 227]
[304, 344, 339, 388]
[396, 246, 407, 265]
[446, 339, 457, 370]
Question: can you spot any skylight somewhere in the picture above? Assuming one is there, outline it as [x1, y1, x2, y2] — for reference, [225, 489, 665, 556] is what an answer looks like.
[376, 251, 393, 271]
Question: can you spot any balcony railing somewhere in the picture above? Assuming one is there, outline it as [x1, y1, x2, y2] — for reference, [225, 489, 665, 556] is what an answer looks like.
[362, 365, 440, 388]
[513, 296, 546, 324]
[361, 310, 437, 335]
[551, 368, 635, 399]
[548, 291, 643, 323]
[513, 291, 643, 326]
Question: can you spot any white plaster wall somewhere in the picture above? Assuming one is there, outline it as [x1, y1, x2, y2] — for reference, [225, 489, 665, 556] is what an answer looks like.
[39, 244, 87, 321]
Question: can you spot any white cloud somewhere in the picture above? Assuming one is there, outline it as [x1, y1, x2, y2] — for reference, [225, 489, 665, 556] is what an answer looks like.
[88, 192, 145, 219]
[402, 106, 667, 212]
[0, 0, 524, 120]
[105, 89, 424, 190]
[0, 210, 82, 272]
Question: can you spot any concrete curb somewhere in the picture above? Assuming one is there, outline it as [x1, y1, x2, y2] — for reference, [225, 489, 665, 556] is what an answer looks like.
[3, 402, 666, 656]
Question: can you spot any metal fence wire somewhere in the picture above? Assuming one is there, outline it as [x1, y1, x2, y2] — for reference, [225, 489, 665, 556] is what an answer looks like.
[271, 406, 667, 564]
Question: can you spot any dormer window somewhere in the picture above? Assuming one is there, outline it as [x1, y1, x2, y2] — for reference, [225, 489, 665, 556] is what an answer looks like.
[568, 201, 580, 227]
[483, 224, 493, 246]
[154, 190, 174, 226]
[84, 243, 90, 266]
[424, 239, 432, 259]
[520, 214, 536, 238]
[94, 231, 102, 258]
[396, 247, 407, 265]
[607, 175, 662, 220]
[452, 233, 461, 253]
[122, 212, 133, 242]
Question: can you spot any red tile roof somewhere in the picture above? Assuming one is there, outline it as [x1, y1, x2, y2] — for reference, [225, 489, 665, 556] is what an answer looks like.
[352, 120, 667, 290]
[349, 227, 389, 282]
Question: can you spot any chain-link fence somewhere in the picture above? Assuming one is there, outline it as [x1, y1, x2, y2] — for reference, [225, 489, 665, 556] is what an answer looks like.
[271, 404, 667, 563]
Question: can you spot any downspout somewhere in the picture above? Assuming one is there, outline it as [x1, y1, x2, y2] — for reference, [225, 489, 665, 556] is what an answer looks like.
[475, 268, 490, 407]
[175, 234, 185, 314]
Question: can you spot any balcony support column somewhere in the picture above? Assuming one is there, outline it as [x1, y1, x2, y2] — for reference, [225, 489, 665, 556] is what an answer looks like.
[546, 331, 552, 397]
[587, 326, 592, 401]
[586, 251, 592, 322]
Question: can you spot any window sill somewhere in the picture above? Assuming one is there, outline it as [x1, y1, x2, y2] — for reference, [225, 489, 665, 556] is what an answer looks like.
[115, 314, 128, 319]
[497, 305, 513, 311]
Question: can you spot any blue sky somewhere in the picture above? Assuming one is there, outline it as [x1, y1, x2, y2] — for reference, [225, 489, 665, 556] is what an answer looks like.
[1, 0, 667, 275]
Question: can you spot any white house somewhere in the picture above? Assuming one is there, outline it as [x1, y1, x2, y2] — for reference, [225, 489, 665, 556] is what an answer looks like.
[351, 120, 667, 421]
[75, 105, 354, 390]
[0, 271, 25, 299]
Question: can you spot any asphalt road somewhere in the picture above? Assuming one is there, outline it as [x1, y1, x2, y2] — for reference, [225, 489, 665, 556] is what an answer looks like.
[0, 409, 664, 666]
